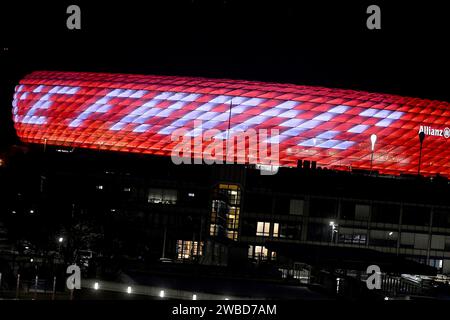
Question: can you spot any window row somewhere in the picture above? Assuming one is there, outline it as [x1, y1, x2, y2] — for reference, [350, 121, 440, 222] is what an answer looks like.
[246, 195, 450, 228]
[248, 245, 276, 261]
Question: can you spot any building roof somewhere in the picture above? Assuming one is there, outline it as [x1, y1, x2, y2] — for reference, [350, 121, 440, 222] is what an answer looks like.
[12, 71, 450, 177]
[265, 241, 437, 275]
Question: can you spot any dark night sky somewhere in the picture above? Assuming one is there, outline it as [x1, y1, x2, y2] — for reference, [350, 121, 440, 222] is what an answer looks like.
[1, 0, 449, 148]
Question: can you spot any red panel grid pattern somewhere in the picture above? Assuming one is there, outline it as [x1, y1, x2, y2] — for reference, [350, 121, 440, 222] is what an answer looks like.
[12, 71, 450, 177]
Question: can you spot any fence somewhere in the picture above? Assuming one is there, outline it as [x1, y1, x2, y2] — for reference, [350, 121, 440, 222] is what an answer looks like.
[0, 273, 59, 300]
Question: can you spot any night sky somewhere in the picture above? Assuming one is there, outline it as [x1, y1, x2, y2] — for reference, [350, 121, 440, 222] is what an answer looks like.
[1, 0, 449, 149]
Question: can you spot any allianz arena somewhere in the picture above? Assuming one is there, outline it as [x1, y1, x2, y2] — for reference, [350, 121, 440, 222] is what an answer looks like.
[12, 71, 450, 177]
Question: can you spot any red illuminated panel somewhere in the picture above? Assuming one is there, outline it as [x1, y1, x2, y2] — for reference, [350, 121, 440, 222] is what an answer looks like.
[12, 71, 450, 177]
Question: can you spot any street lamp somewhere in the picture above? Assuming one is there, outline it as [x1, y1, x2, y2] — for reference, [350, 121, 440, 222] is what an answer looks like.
[418, 131, 425, 175]
[57, 237, 64, 260]
[329, 221, 338, 243]
[370, 134, 377, 173]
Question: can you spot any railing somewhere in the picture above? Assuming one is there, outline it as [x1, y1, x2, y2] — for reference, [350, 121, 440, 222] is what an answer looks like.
[0, 274, 59, 300]
[379, 274, 430, 297]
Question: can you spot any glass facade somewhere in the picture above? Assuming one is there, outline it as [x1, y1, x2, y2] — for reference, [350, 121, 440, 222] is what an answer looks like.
[218, 184, 241, 241]
[176, 240, 203, 260]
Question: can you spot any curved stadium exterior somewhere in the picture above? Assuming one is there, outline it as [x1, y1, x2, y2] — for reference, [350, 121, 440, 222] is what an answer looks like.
[12, 71, 450, 177]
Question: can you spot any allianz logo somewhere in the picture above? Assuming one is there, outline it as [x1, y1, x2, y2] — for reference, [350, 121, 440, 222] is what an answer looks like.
[419, 125, 450, 139]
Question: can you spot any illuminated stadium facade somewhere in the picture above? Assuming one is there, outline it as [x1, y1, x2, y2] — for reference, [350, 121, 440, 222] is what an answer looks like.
[12, 71, 450, 177]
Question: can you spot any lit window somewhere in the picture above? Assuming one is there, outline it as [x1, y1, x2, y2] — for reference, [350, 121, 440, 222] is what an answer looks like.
[254, 246, 268, 260]
[176, 240, 203, 260]
[213, 184, 241, 241]
[249, 245, 276, 261]
[273, 223, 279, 238]
[256, 222, 271, 237]
[227, 230, 237, 240]
[96, 185, 103, 190]
[227, 217, 235, 229]
[210, 224, 219, 236]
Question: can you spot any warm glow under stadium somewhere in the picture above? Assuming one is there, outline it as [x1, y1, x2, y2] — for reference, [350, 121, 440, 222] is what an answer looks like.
[12, 71, 450, 177]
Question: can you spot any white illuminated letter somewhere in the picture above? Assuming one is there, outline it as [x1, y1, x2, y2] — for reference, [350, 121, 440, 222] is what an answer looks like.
[366, 5, 381, 30]
[171, 128, 192, 165]
[366, 264, 381, 289]
[66, 5, 81, 30]
[66, 264, 81, 290]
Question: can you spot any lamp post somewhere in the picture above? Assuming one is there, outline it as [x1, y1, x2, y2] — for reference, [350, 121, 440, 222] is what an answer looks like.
[16, 274, 20, 299]
[161, 226, 167, 260]
[370, 134, 377, 173]
[329, 221, 338, 243]
[57, 236, 64, 259]
[418, 131, 425, 175]
[52, 276, 56, 300]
